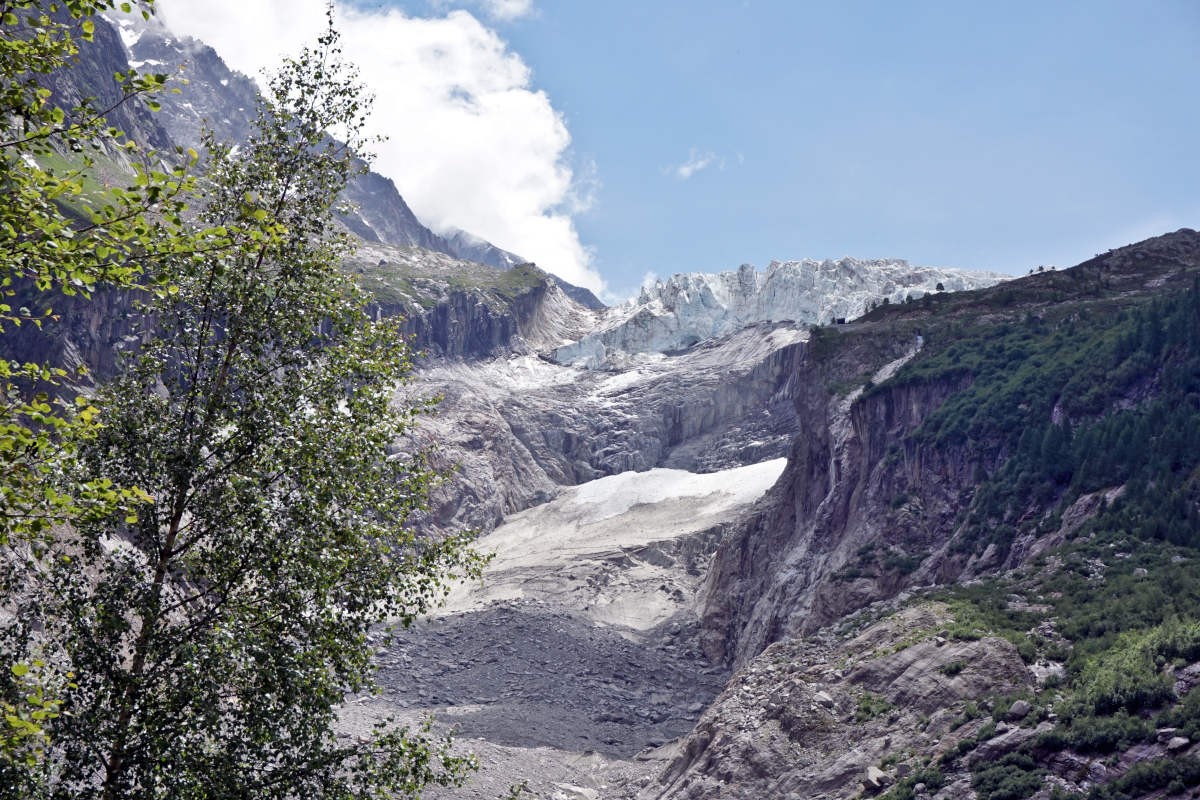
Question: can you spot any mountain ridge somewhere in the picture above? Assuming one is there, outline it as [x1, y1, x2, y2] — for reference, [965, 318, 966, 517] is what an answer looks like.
[101, 8, 578, 283]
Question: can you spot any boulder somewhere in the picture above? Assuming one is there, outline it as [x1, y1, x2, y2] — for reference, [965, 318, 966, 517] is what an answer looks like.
[1007, 699, 1032, 720]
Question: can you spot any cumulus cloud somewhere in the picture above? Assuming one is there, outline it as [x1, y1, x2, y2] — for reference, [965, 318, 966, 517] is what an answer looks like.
[671, 148, 720, 180]
[154, 0, 601, 291]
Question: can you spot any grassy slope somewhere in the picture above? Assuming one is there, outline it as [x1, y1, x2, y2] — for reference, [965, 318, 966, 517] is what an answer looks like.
[343, 245, 546, 309]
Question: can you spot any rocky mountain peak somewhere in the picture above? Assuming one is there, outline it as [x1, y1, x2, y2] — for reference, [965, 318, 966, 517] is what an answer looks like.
[95, 9, 545, 278]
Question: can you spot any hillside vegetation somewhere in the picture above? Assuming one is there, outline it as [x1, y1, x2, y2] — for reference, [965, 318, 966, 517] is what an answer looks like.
[843, 231, 1200, 799]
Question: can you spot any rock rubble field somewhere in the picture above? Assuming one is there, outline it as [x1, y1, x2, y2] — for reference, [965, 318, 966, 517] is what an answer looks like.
[344, 458, 786, 798]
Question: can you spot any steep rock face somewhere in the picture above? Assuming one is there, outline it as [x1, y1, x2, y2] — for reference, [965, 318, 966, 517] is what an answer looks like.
[699, 228, 1200, 669]
[697, 329, 968, 665]
[43, 11, 175, 155]
[442, 227, 523, 270]
[120, 18, 452, 253]
[343, 167, 450, 250]
[346, 243, 592, 359]
[417, 324, 807, 533]
[388, 285, 533, 361]
[108, 9, 533, 273]
[122, 21, 259, 147]
[3, 248, 567, 388]
[2, 285, 142, 386]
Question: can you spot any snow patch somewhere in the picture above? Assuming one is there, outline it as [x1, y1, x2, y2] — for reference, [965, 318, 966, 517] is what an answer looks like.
[440, 459, 786, 631]
[112, 17, 142, 50]
[566, 459, 784, 525]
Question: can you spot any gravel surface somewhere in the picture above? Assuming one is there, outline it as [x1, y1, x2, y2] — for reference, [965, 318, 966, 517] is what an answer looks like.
[376, 602, 727, 758]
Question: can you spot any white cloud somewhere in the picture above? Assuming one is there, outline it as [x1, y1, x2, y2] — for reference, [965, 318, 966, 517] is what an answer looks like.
[482, 0, 535, 20]
[154, 0, 602, 292]
[430, 0, 536, 22]
[671, 148, 719, 180]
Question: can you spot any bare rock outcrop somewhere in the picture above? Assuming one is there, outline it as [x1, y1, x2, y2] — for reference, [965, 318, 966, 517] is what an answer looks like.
[698, 325, 975, 666]
[649, 604, 1034, 800]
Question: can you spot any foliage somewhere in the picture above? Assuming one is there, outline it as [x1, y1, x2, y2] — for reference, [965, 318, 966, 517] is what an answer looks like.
[939, 719, 996, 765]
[939, 660, 966, 677]
[1158, 684, 1200, 742]
[970, 752, 1045, 800]
[1033, 712, 1153, 755]
[0, 659, 68, 769]
[878, 766, 945, 800]
[0, 0, 205, 769]
[0, 0, 190, 539]
[862, 266, 1200, 569]
[825, 252, 1200, 796]
[1072, 618, 1200, 715]
[926, 535, 1200, 795]
[352, 254, 547, 308]
[834, 542, 924, 582]
[502, 781, 532, 799]
[854, 691, 894, 722]
[1084, 757, 1200, 800]
[0, 9, 485, 799]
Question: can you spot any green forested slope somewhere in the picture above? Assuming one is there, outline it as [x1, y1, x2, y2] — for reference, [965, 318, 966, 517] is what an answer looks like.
[859, 230, 1200, 799]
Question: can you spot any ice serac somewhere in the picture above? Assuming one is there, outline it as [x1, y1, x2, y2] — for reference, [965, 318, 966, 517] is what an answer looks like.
[552, 258, 1005, 368]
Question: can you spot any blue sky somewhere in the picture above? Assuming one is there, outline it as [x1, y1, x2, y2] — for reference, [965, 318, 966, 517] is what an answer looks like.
[164, 1, 1200, 299]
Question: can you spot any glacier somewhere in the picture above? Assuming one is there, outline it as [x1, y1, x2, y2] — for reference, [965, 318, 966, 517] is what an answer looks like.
[553, 257, 1005, 368]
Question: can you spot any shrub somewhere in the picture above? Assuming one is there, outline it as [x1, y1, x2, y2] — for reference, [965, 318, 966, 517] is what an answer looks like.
[1074, 620, 1200, 715]
[855, 692, 895, 722]
[972, 753, 1046, 800]
[1034, 713, 1152, 755]
[1086, 756, 1200, 800]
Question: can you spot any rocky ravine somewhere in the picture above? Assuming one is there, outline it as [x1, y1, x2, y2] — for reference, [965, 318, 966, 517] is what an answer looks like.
[414, 324, 807, 534]
[347, 459, 787, 799]
[407, 255, 1002, 536]
[336, 255, 1008, 799]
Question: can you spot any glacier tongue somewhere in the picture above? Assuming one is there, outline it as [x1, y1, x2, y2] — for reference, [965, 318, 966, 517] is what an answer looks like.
[437, 458, 788, 632]
[553, 258, 1005, 368]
